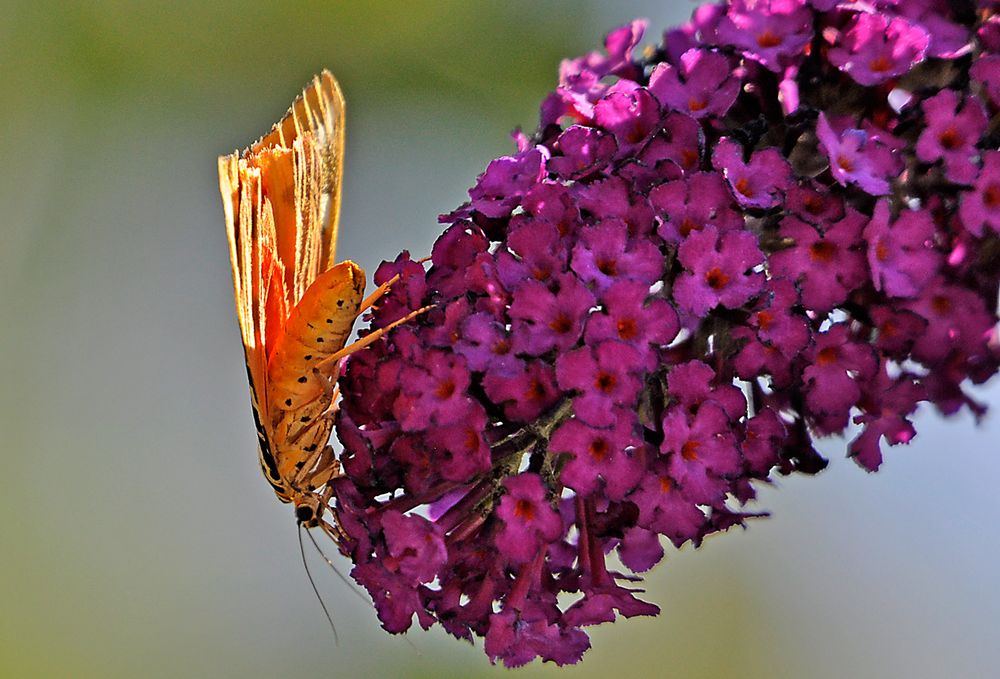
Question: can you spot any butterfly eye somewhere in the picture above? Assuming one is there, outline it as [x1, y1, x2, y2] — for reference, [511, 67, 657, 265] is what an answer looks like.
[295, 505, 316, 525]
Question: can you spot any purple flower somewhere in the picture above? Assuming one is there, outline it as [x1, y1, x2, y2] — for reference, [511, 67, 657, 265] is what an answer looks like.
[509, 273, 595, 356]
[732, 278, 811, 387]
[971, 55, 1000, 107]
[716, 0, 814, 72]
[583, 280, 679, 370]
[673, 225, 765, 317]
[570, 218, 664, 298]
[849, 362, 923, 472]
[454, 311, 516, 373]
[550, 410, 644, 500]
[916, 89, 987, 184]
[496, 219, 568, 290]
[864, 200, 941, 298]
[905, 276, 996, 364]
[661, 402, 741, 504]
[556, 340, 644, 426]
[828, 12, 930, 86]
[394, 351, 472, 431]
[486, 602, 591, 668]
[495, 473, 563, 564]
[629, 462, 706, 547]
[770, 208, 868, 313]
[802, 323, 878, 433]
[648, 49, 740, 118]
[594, 86, 662, 157]
[712, 138, 793, 209]
[960, 151, 1000, 236]
[482, 359, 559, 423]
[649, 172, 744, 243]
[468, 147, 547, 219]
[549, 125, 618, 180]
[816, 112, 896, 195]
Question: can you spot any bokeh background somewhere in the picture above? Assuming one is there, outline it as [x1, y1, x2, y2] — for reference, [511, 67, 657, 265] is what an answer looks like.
[2, 2, 999, 677]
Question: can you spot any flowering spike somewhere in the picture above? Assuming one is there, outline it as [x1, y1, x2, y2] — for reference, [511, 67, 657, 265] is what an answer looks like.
[331, 1, 1000, 666]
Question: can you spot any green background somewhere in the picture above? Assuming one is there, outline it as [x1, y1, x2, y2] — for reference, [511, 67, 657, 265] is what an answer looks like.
[2, 2, 999, 677]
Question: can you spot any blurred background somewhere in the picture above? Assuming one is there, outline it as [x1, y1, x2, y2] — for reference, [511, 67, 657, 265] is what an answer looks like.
[2, 1, 999, 677]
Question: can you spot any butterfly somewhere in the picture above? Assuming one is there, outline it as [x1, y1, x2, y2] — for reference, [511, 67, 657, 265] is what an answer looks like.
[218, 71, 424, 543]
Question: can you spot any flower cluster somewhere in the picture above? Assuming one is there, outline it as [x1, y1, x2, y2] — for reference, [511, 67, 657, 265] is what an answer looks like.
[333, 0, 1000, 667]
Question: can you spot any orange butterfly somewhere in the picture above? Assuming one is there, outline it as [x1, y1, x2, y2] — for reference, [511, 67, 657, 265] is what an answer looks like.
[218, 71, 422, 542]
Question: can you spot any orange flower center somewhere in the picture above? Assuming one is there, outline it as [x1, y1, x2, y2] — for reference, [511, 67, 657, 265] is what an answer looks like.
[931, 294, 952, 315]
[734, 176, 755, 198]
[816, 346, 839, 366]
[938, 127, 963, 150]
[809, 239, 837, 262]
[983, 184, 1000, 208]
[549, 313, 573, 334]
[616, 317, 638, 340]
[589, 437, 610, 461]
[435, 379, 456, 399]
[595, 371, 617, 393]
[679, 217, 701, 237]
[596, 258, 618, 276]
[705, 267, 730, 290]
[756, 30, 783, 48]
[514, 498, 535, 521]
[869, 55, 893, 73]
[681, 440, 700, 461]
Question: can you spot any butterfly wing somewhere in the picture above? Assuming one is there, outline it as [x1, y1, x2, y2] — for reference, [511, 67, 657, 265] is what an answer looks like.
[219, 72, 348, 499]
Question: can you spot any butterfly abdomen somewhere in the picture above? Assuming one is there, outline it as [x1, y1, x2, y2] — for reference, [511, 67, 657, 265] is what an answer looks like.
[265, 260, 366, 417]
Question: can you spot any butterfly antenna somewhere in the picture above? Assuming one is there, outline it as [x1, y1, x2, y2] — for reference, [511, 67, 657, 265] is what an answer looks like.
[298, 523, 340, 645]
[304, 526, 371, 606]
[305, 529, 422, 655]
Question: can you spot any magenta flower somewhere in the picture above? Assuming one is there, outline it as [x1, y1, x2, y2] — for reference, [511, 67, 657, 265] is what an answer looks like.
[732, 278, 811, 387]
[849, 362, 923, 472]
[556, 341, 644, 427]
[716, 0, 814, 71]
[593, 86, 661, 156]
[508, 273, 595, 355]
[548, 125, 618, 180]
[637, 112, 704, 176]
[648, 49, 740, 118]
[583, 281, 679, 370]
[864, 200, 941, 298]
[815, 112, 897, 195]
[959, 151, 1000, 236]
[649, 172, 744, 243]
[468, 146, 547, 219]
[916, 89, 987, 184]
[673, 225, 765, 317]
[550, 410, 644, 500]
[802, 323, 879, 434]
[970, 55, 1000, 107]
[769, 208, 868, 313]
[570, 218, 664, 298]
[661, 402, 741, 504]
[629, 462, 707, 547]
[495, 473, 563, 564]
[712, 138, 793, 209]
[828, 12, 931, 86]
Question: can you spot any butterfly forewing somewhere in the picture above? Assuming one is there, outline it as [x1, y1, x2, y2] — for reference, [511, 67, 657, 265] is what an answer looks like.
[220, 71, 359, 517]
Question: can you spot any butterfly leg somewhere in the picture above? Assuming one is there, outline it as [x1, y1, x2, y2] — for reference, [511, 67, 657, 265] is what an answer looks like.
[356, 256, 431, 313]
[358, 273, 399, 313]
[315, 304, 433, 370]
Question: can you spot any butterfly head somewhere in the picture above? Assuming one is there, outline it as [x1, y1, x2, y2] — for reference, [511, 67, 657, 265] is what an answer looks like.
[294, 495, 325, 527]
